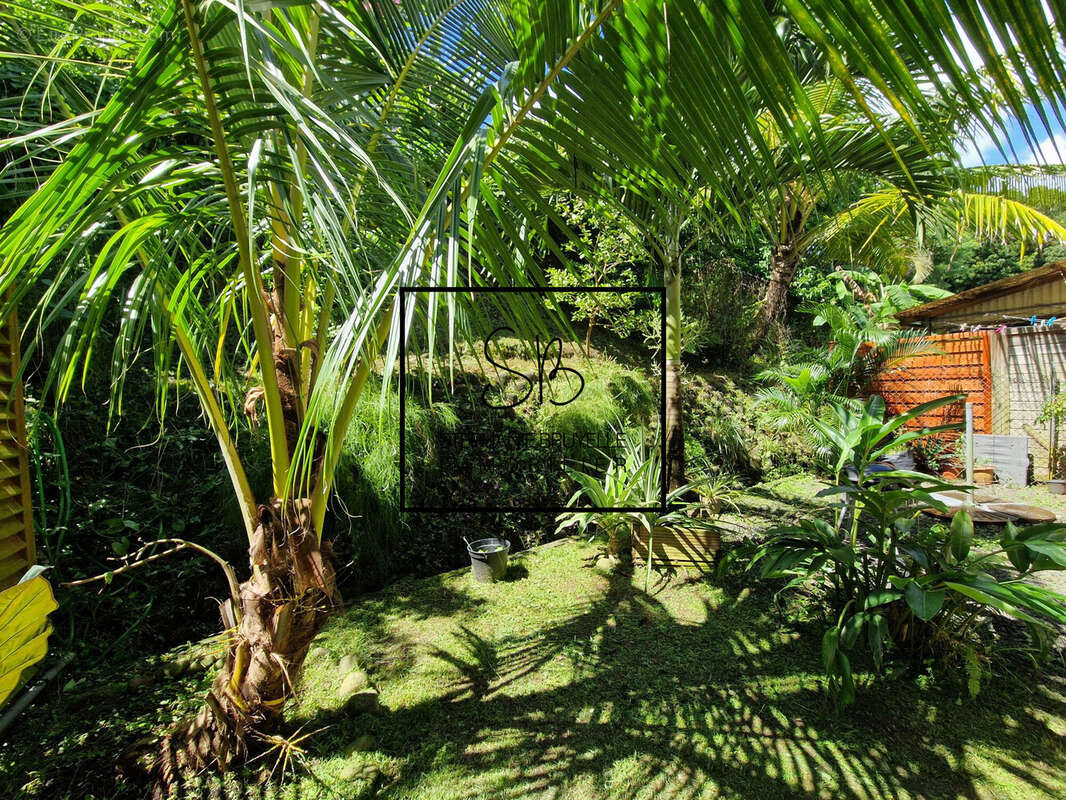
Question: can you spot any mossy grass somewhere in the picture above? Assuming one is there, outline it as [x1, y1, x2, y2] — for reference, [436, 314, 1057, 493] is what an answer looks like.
[5, 532, 1066, 799]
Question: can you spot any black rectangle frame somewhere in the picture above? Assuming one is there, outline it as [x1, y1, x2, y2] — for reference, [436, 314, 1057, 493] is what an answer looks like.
[399, 285, 668, 513]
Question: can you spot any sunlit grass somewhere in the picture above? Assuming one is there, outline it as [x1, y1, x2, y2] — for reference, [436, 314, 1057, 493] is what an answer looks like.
[6, 536, 1066, 799]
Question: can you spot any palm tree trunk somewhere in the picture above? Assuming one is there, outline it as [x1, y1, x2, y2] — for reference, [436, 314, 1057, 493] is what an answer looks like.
[664, 259, 684, 489]
[156, 298, 337, 785]
[751, 241, 800, 344]
[751, 192, 808, 346]
[157, 499, 338, 782]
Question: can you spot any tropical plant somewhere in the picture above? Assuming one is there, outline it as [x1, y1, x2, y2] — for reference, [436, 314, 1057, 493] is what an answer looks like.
[743, 395, 1066, 706]
[0, 0, 613, 776]
[690, 472, 741, 518]
[756, 299, 937, 437]
[746, 80, 1066, 344]
[0, 567, 57, 708]
[555, 426, 705, 564]
[7, 0, 1066, 779]
[509, 0, 1066, 488]
[909, 434, 958, 475]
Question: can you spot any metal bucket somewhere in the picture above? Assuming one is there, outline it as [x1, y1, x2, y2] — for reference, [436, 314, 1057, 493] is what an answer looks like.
[467, 538, 510, 583]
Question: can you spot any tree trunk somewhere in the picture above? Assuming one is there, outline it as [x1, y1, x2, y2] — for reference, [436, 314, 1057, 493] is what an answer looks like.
[750, 243, 800, 345]
[154, 498, 338, 788]
[751, 191, 808, 347]
[664, 262, 684, 490]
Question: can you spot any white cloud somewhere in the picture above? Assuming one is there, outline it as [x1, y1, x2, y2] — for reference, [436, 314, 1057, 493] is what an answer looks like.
[957, 128, 998, 167]
[1025, 132, 1066, 165]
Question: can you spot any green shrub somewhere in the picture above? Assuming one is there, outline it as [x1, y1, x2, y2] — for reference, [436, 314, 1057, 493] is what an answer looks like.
[738, 396, 1066, 706]
[683, 372, 816, 479]
[26, 376, 253, 657]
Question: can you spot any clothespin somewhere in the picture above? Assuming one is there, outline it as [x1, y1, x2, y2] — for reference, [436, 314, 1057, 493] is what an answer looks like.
[1048, 317, 1058, 327]
[1031, 315, 1039, 326]
[995, 324, 1007, 333]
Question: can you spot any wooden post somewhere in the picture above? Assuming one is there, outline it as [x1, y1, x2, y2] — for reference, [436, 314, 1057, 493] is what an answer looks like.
[965, 402, 975, 492]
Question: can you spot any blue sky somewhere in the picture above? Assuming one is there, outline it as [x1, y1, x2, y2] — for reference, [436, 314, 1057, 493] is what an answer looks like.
[958, 101, 1066, 167]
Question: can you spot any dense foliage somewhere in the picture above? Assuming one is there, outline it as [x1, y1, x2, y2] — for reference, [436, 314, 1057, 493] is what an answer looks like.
[9, 0, 1066, 791]
[743, 397, 1066, 705]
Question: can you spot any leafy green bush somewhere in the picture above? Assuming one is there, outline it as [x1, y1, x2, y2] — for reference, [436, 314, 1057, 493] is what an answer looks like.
[681, 258, 761, 368]
[555, 426, 716, 591]
[27, 377, 255, 657]
[683, 372, 816, 479]
[740, 396, 1066, 706]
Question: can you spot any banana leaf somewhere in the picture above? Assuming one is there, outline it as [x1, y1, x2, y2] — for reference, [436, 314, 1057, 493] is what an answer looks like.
[0, 568, 58, 708]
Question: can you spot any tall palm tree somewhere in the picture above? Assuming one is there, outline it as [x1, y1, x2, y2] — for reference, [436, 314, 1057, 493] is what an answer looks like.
[0, 0, 611, 774]
[748, 80, 1066, 343]
[5, 0, 1066, 781]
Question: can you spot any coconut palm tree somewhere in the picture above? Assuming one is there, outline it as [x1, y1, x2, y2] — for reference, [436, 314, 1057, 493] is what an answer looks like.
[5, 0, 1066, 782]
[748, 80, 1066, 344]
[0, 0, 607, 774]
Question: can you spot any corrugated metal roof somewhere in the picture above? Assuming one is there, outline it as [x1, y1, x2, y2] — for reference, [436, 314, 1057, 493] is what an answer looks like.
[898, 259, 1066, 328]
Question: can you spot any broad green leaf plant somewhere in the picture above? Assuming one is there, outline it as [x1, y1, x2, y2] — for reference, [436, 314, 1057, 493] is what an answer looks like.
[745, 396, 1066, 706]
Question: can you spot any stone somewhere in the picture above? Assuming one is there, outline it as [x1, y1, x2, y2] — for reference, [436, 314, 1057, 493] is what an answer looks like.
[594, 557, 615, 573]
[338, 763, 361, 781]
[345, 688, 380, 714]
[338, 670, 370, 697]
[348, 734, 376, 753]
[337, 763, 380, 782]
[338, 654, 359, 673]
[309, 646, 329, 661]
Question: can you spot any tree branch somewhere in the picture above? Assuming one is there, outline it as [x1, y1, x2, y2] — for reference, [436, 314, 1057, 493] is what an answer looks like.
[62, 538, 242, 619]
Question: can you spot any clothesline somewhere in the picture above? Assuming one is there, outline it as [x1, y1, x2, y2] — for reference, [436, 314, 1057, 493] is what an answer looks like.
[948, 315, 1061, 333]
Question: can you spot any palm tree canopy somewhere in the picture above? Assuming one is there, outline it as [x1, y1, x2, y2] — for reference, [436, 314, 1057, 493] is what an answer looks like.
[4, 0, 1066, 504]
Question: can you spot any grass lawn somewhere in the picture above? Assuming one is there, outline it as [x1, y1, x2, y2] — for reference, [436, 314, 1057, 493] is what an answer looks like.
[6, 526, 1066, 799]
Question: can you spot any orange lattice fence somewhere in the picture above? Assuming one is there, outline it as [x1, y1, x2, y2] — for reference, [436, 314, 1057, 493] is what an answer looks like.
[872, 331, 992, 433]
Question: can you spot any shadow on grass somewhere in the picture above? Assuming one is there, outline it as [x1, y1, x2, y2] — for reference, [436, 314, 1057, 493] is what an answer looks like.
[501, 563, 530, 582]
[9, 553, 1066, 800]
[295, 570, 1066, 800]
